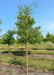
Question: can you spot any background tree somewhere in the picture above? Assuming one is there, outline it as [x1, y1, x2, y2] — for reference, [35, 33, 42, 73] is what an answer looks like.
[15, 37, 19, 44]
[1, 30, 15, 45]
[45, 32, 53, 41]
[0, 30, 15, 50]
[51, 35, 54, 43]
[15, 5, 35, 74]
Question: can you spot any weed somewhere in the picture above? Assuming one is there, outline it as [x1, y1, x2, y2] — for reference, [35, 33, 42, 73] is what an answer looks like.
[0, 69, 3, 71]
[7, 69, 13, 75]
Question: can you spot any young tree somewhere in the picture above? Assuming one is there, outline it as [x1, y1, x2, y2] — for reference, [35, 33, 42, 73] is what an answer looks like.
[15, 5, 35, 74]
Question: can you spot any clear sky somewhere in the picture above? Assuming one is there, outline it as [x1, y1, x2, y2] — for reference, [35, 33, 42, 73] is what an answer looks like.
[0, 0, 54, 37]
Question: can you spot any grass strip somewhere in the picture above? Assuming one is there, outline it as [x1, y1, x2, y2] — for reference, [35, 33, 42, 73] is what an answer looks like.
[0, 50, 54, 55]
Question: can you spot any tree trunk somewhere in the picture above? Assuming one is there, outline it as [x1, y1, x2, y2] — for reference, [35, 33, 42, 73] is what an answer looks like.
[26, 42, 28, 75]
[8, 44, 11, 54]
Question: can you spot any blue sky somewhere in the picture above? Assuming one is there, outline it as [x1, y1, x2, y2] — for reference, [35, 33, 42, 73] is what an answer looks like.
[0, 0, 54, 37]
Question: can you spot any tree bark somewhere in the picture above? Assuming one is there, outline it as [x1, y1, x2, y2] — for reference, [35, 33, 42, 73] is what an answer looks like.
[26, 42, 28, 75]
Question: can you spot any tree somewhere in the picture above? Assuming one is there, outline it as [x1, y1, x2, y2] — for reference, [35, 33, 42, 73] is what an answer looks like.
[15, 37, 19, 44]
[1, 30, 15, 45]
[1, 30, 15, 52]
[46, 32, 53, 41]
[15, 5, 35, 74]
[51, 36, 54, 43]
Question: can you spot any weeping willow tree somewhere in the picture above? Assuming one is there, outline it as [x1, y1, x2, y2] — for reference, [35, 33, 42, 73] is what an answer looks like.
[15, 5, 36, 74]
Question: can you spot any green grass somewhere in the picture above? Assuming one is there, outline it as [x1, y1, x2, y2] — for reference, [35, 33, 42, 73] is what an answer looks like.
[7, 69, 13, 75]
[0, 50, 54, 55]
[28, 57, 54, 71]
[0, 69, 3, 71]
[0, 55, 54, 72]
[28, 50, 54, 55]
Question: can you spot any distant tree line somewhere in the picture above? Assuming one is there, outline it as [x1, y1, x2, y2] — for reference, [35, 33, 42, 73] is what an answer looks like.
[0, 29, 54, 45]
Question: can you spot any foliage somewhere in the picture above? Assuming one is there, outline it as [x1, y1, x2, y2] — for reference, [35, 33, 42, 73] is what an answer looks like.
[44, 33, 53, 41]
[1, 30, 15, 45]
[28, 26, 44, 44]
[15, 5, 35, 44]
[51, 36, 54, 43]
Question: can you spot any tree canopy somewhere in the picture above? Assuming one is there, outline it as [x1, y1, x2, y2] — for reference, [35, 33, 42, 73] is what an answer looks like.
[1, 30, 15, 45]
[28, 26, 43, 44]
[15, 5, 35, 45]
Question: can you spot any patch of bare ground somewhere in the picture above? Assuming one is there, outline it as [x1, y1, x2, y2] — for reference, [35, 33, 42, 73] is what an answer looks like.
[0, 63, 54, 75]
[28, 54, 54, 59]
[0, 63, 26, 75]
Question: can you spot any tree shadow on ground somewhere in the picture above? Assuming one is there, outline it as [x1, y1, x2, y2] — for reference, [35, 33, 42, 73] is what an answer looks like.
[12, 51, 26, 56]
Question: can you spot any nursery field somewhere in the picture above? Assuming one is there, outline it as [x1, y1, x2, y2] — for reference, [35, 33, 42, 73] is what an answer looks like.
[0, 43, 54, 51]
[0, 54, 54, 75]
[0, 44, 54, 75]
[0, 0, 54, 74]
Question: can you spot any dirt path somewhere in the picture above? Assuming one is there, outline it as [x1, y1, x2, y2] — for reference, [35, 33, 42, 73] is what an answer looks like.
[28, 54, 54, 59]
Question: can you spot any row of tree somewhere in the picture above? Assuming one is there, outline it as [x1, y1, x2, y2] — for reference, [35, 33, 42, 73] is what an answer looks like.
[0, 29, 54, 45]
